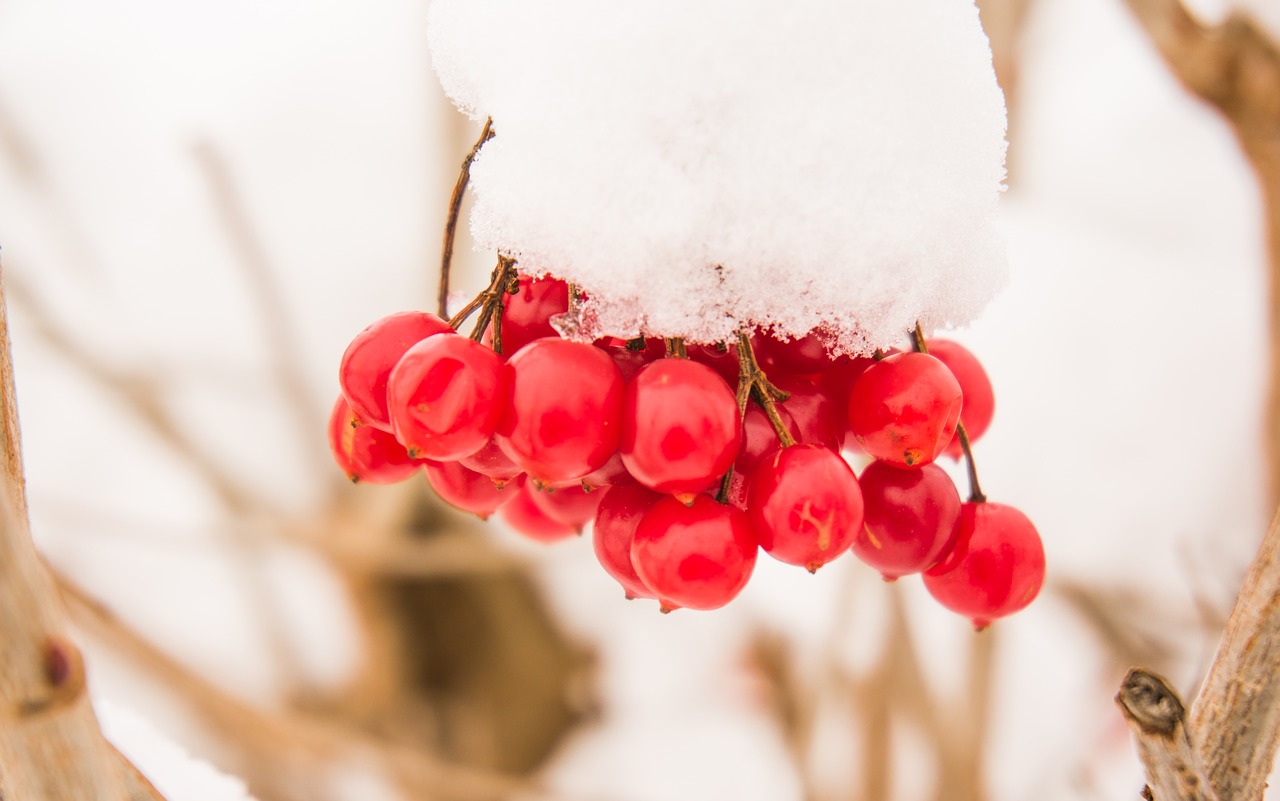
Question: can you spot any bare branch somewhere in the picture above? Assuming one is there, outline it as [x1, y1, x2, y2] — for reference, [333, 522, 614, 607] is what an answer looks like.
[1116, 669, 1219, 801]
[0, 265, 165, 800]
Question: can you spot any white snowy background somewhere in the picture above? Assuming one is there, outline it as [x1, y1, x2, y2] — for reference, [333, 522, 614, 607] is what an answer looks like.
[0, 0, 1276, 799]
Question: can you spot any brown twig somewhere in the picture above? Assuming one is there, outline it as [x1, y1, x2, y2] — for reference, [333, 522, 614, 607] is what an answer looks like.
[438, 118, 494, 319]
[1117, 669, 1220, 801]
[0, 265, 166, 801]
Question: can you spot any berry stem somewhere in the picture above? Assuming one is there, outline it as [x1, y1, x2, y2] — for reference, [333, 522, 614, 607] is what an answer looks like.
[735, 331, 794, 447]
[437, 117, 495, 319]
[911, 322, 986, 503]
[665, 337, 688, 359]
[449, 255, 518, 350]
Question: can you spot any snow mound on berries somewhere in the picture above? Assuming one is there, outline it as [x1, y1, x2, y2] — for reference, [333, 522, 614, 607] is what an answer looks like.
[428, 0, 1007, 352]
[98, 701, 257, 801]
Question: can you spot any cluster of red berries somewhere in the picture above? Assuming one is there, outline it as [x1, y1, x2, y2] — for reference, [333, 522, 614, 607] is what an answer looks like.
[329, 268, 1045, 629]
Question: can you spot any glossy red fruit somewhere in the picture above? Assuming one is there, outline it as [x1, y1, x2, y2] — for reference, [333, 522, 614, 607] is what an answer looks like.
[853, 461, 961, 579]
[496, 273, 569, 354]
[499, 481, 579, 543]
[755, 328, 832, 375]
[592, 482, 664, 599]
[327, 396, 421, 484]
[579, 451, 632, 489]
[736, 404, 802, 476]
[631, 495, 757, 611]
[339, 311, 452, 432]
[425, 460, 519, 519]
[818, 354, 876, 451]
[927, 339, 996, 459]
[747, 444, 863, 572]
[621, 359, 742, 498]
[496, 338, 625, 484]
[458, 437, 524, 484]
[773, 375, 843, 451]
[923, 502, 1045, 630]
[387, 334, 507, 461]
[530, 482, 604, 530]
[688, 342, 740, 385]
[847, 352, 962, 468]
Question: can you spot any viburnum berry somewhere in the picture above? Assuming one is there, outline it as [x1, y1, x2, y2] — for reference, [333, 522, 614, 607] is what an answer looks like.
[425, 459, 518, 519]
[848, 351, 962, 468]
[387, 333, 507, 461]
[496, 273, 569, 354]
[853, 461, 961, 580]
[327, 396, 421, 484]
[926, 339, 995, 459]
[754, 328, 832, 375]
[339, 311, 452, 432]
[592, 481, 663, 599]
[631, 495, 757, 611]
[747, 444, 863, 572]
[458, 436, 524, 485]
[736, 403, 802, 476]
[529, 482, 604, 530]
[499, 480, 579, 543]
[923, 501, 1045, 629]
[495, 337, 625, 484]
[620, 358, 742, 498]
[772, 374, 843, 452]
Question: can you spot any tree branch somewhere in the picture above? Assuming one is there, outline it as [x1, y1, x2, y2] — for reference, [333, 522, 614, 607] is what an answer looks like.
[1116, 669, 1219, 801]
[0, 264, 167, 800]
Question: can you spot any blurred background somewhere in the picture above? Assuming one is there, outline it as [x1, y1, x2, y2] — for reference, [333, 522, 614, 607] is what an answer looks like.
[0, 0, 1277, 799]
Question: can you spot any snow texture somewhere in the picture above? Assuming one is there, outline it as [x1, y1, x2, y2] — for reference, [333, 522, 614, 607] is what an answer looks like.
[99, 701, 257, 801]
[428, 0, 1009, 353]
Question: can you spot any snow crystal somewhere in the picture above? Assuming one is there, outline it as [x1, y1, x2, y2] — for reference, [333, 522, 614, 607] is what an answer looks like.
[428, 0, 1008, 353]
[98, 701, 256, 801]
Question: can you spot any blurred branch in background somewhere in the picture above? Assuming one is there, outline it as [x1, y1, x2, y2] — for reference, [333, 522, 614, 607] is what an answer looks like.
[1119, 0, 1280, 508]
[976, 0, 1038, 171]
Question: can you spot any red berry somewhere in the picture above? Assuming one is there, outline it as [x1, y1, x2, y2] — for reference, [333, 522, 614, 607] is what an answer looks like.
[387, 334, 507, 461]
[927, 339, 995, 459]
[847, 352, 962, 468]
[592, 482, 663, 599]
[529, 482, 604, 530]
[755, 328, 832, 375]
[687, 341, 740, 385]
[499, 481, 579, 543]
[621, 359, 742, 498]
[736, 403, 802, 476]
[631, 495, 757, 611]
[496, 338, 625, 484]
[327, 396, 421, 484]
[747, 444, 863, 572]
[339, 311, 452, 432]
[425, 460, 520, 519]
[458, 436, 524, 484]
[923, 502, 1045, 629]
[853, 461, 961, 579]
[579, 451, 632, 489]
[496, 273, 569, 354]
[773, 375, 843, 451]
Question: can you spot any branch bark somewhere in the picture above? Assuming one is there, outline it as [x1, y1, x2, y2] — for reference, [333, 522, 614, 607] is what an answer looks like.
[0, 264, 167, 800]
[1116, 669, 1219, 801]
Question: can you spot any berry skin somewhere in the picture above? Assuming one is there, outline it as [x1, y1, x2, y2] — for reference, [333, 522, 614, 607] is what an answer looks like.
[530, 482, 604, 530]
[620, 359, 742, 498]
[387, 334, 507, 461]
[592, 482, 664, 599]
[327, 396, 421, 484]
[848, 352, 962, 468]
[495, 338, 625, 484]
[926, 339, 995, 459]
[853, 461, 961, 580]
[425, 460, 519, 519]
[339, 311, 452, 432]
[773, 375, 843, 452]
[923, 502, 1045, 630]
[499, 481, 579, 543]
[496, 273, 569, 354]
[747, 444, 863, 572]
[631, 495, 758, 611]
[754, 328, 832, 375]
[458, 437, 524, 485]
